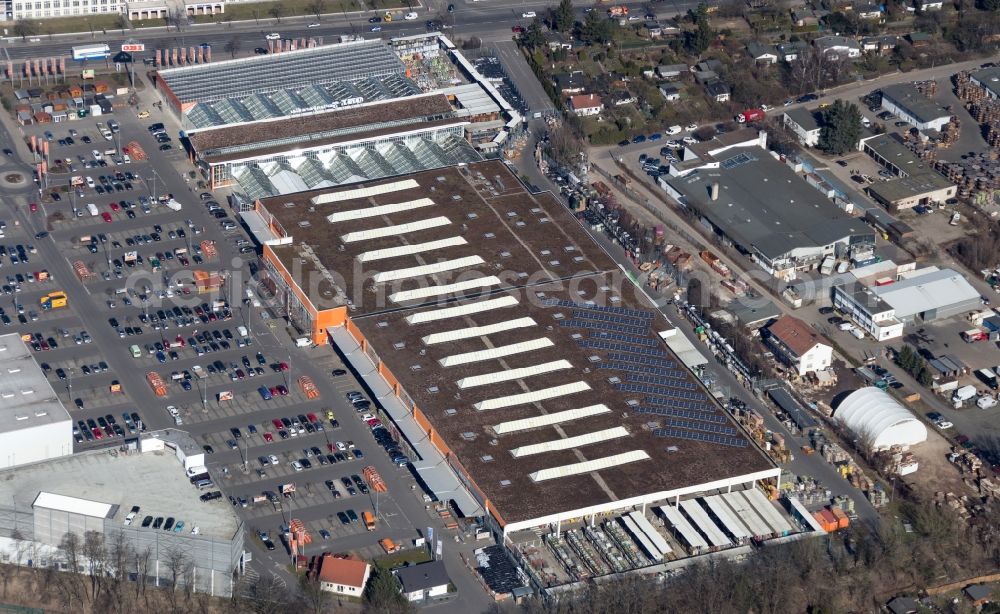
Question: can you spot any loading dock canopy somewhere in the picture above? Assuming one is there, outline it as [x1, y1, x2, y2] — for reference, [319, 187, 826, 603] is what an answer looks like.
[33, 491, 113, 518]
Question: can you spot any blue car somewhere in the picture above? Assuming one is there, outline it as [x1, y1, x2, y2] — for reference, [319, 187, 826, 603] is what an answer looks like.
[258, 386, 272, 401]
[155, 350, 166, 363]
[631, 135, 646, 144]
[648, 133, 662, 141]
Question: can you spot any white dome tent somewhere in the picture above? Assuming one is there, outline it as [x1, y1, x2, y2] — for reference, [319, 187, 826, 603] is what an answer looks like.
[835, 387, 927, 450]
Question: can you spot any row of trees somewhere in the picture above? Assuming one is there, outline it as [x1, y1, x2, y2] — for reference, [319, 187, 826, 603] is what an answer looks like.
[0, 528, 397, 614]
[896, 344, 934, 387]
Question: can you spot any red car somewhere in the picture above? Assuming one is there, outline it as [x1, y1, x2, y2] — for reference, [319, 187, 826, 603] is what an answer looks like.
[263, 432, 274, 442]
[272, 418, 283, 430]
[92, 428, 103, 440]
[306, 412, 318, 423]
[101, 212, 112, 223]
[512, 25, 524, 33]
[269, 386, 279, 397]
[109, 202, 120, 212]
[276, 385, 288, 396]
[367, 418, 382, 429]
[29, 203, 38, 213]
[278, 362, 289, 372]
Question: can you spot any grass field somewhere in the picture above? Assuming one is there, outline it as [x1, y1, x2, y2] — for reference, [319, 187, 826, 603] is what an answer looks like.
[13, 14, 124, 36]
[374, 547, 432, 571]
[187, 0, 409, 24]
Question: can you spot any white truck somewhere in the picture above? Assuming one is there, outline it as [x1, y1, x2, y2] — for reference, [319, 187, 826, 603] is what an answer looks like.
[978, 395, 998, 409]
[953, 384, 978, 406]
[86, 203, 98, 216]
[165, 199, 183, 211]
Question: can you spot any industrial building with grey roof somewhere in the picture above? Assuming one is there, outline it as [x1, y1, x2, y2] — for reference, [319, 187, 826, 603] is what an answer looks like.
[661, 142, 875, 279]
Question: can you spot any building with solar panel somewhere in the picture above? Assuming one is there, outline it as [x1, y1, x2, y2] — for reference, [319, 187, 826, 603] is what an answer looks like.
[241, 159, 796, 552]
[153, 35, 521, 200]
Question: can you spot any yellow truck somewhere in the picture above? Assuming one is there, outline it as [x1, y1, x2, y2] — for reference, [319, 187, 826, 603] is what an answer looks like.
[40, 291, 67, 310]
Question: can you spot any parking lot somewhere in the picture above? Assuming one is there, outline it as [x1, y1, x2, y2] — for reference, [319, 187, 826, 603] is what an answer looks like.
[3, 99, 444, 572]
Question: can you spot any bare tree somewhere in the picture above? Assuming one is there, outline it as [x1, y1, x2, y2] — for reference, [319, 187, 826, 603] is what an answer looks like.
[307, 0, 327, 20]
[134, 545, 154, 609]
[163, 545, 192, 609]
[296, 573, 333, 614]
[12, 19, 36, 41]
[56, 532, 88, 608]
[233, 571, 292, 614]
[225, 37, 241, 58]
[268, 4, 285, 23]
[82, 530, 109, 604]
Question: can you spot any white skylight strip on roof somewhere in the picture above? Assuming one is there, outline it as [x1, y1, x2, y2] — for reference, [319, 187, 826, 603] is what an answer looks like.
[327, 197, 436, 223]
[492, 404, 611, 435]
[440, 337, 554, 368]
[510, 426, 629, 458]
[391, 276, 501, 303]
[340, 216, 451, 243]
[405, 296, 519, 325]
[312, 179, 419, 204]
[373, 255, 485, 284]
[474, 381, 591, 411]
[529, 450, 651, 482]
[358, 236, 468, 263]
[422, 317, 536, 346]
[456, 359, 572, 390]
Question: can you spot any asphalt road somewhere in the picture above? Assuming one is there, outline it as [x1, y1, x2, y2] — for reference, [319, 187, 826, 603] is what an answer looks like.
[0, 0, 708, 61]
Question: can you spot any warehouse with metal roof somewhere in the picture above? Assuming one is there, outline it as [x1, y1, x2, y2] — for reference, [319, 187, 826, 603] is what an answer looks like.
[835, 387, 926, 450]
[872, 267, 980, 323]
[661, 140, 875, 280]
[251, 160, 779, 537]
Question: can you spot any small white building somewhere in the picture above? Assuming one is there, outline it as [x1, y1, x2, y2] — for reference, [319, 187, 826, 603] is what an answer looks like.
[395, 560, 451, 602]
[814, 36, 862, 60]
[832, 284, 904, 341]
[765, 316, 832, 377]
[568, 94, 603, 117]
[783, 108, 821, 147]
[316, 555, 371, 598]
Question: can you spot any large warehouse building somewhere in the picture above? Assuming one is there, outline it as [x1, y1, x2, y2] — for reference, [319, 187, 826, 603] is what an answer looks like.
[155, 35, 522, 197]
[0, 434, 244, 596]
[245, 160, 780, 539]
[0, 333, 73, 469]
[660, 131, 875, 280]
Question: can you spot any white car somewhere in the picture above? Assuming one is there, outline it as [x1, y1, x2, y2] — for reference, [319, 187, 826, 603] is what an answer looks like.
[760, 104, 771, 112]
[404, 11, 418, 19]
[85, 176, 95, 188]
[124, 510, 138, 525]
[936, 420, 954, 429]
[291, 461, 303, 472]
[335, 441, 346, 451]
[308, 22, 321, 28]
[666, 140, 680, 148]
[167, 405, 179, 417]
[682, 136, 697, 145]
[265, 32, 281, 40]
[665, 125, 682, 135]
[268, 454, 279, 465]
[521, 10, 536, 17]
[685, 123, 698, 131]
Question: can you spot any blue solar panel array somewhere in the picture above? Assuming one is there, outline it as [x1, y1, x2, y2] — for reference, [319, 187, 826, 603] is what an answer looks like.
[627, 374, 698, 390]
[571, 310, 651, 328]
[543, 299, 654, 320]
[560, 319, 649, 336]
[665, 418, 738, 436]
[589, 332, 658, 347]
[607, 353, 676, 369]
[598, 362, 659, 374]
[578, 339, 668, 357]
[654, 427, 749, 448]
[625, 367, 690, 381]
[643, 396, 715, 412]
[636, 406, 728, 423]
[616, 383, 705, 400]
